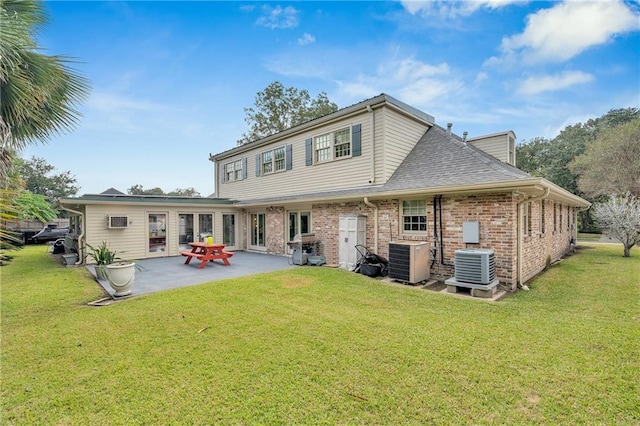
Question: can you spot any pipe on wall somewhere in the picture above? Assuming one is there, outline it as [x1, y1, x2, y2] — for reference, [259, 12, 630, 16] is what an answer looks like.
[366, 105, 375, 184]
[363, 197, 378, 253]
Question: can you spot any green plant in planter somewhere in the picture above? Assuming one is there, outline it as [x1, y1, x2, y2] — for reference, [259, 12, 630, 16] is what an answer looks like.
[86, 241, 119, 279]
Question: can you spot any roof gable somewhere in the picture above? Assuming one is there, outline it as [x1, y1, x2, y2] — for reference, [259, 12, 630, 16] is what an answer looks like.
[383, 125, 531, 191]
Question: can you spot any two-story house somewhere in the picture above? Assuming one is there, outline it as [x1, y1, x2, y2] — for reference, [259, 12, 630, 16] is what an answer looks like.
[58, 94, 589, 290]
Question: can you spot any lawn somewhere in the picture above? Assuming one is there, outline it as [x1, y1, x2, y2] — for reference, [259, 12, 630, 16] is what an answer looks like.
[2, 244, 638, 424]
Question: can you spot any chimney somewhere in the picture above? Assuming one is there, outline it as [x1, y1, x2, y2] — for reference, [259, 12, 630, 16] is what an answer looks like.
[463, 131, 468, 143]
[447, 123, 452, 135]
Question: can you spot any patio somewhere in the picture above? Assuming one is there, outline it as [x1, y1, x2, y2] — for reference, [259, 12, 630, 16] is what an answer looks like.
[87, 251, 296, 298]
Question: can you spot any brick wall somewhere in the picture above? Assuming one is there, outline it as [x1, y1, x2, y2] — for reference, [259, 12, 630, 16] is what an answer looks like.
[521, 200, 575, 282]
[244, 193, 577, 291]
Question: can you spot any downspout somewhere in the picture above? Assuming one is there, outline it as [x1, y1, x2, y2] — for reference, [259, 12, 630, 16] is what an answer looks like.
[516, 188, 549, 288]
[363, 197, 378, 253]
[58, 204, 85, 266]
[366, 105, 375, 184]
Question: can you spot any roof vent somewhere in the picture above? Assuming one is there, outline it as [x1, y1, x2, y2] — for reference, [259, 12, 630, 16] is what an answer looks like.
[446, 123, 453, 135]
[463, 131, 468, 143]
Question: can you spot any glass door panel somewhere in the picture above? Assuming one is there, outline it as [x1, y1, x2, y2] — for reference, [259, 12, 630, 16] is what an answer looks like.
[199, 214, 213, 242]
[148, 213, 167, 254]
[250, 213, 265, 248]
[288, 211, 311, 252]
[178, 214, 194, 250]
[223, 214, 235, 246]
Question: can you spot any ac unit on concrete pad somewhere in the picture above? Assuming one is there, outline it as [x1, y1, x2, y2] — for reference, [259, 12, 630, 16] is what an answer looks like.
[388, 241, 430, 284]
[454, 249, 495, 285]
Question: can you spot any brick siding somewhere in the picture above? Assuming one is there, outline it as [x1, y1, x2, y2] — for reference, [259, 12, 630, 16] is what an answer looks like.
[246, 193, 577, 291]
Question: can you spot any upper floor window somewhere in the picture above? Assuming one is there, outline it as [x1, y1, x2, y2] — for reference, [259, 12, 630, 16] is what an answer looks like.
[261, 146, 286, 174]
[402, 200, 427, 232]
[306, 124, 361, 166]
[225, 159, 243, 182]
[314, 127, 351, 163]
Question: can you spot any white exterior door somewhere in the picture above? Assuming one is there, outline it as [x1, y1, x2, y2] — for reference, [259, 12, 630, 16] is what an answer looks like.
[338, 215, 366, 270]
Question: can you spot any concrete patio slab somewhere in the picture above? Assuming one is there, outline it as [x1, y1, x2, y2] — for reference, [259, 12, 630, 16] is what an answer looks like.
[87, 251, 296, 297]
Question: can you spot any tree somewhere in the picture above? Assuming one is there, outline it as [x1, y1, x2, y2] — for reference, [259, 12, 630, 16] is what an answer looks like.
[570, 118, 640, 198]
[18, 156, 79, 204]
[592, 193, 640, 257]
[167, 187, 201, 197]
[127, 185, 201, 197]
[237, 81, 338, 145]
[515, 137, 551, 177]
[128, 185, 164, 196]
[0, 0, 89, 173]
[516, 108, 639, 232]
[0, 151, 56, 257]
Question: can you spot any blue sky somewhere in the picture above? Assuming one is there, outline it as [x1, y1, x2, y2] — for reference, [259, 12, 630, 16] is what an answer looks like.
[25, 0, 640, 197]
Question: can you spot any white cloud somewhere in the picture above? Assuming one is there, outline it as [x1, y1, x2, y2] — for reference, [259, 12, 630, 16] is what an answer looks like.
[475, 71, 489, 83]
[256, 5, 299, 29]
[337, 56, 463, 105]
[298, 33, 315, 46]
[516, 71, 594, 96]
[501, 0, 640, 63]
[400, 0, 522, 18]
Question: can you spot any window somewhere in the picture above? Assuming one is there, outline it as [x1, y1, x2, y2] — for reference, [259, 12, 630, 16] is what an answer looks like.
[523, 202, 532, 236]
[540, 200, 546, 233]
[315, 127, 351, 163]
[334, 128, 351, 158]
[553, 202, 557, 232]
[315, 133, 332, 162]
[402, 200, 427, 232]
[224, 160, 243, 182]
[262, 151, 273, 174]
[234, 160, 242, 180]
[261, 146, 286, 174]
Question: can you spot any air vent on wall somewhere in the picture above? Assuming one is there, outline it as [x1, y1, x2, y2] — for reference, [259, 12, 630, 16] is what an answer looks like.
[107, 215, 128, 229]
[454, 249, 495, 285]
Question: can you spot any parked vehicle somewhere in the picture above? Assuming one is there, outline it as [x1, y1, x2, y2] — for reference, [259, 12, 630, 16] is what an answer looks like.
[31, 224, 69, 243]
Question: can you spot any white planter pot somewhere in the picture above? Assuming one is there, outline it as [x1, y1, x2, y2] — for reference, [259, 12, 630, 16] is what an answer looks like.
[105, 262, 136, 296]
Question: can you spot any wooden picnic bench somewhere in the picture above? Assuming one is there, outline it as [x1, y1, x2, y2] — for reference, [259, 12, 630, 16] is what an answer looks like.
[180, 242, 233, 269]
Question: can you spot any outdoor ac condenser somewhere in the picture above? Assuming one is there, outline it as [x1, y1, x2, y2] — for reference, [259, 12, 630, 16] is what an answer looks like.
[454, 249, 495, 285]
[388, 241, 430, 284]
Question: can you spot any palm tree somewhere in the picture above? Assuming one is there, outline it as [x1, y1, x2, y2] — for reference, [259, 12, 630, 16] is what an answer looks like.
[0, 0, 89, 178]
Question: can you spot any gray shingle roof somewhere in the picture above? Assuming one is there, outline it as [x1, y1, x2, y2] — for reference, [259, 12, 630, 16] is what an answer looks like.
[383, 124, 531, 191]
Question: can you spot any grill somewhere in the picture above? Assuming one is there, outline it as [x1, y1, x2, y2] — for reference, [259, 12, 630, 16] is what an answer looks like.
[287, 233, 318, 265]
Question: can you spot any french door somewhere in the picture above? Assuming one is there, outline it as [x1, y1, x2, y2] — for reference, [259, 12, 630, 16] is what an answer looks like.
[223, 213, 236, 247]
[249, 213, 266, 250]
[178, 213, 214, 250]
[148, 212, 167, 256]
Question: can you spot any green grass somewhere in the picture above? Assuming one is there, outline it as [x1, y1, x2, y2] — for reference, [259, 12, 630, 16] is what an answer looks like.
[2, 244, 639, 424]
[577, 232, 602, 242]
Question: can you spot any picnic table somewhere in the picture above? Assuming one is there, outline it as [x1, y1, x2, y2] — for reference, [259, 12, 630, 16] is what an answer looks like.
[180, 242, 233, 269]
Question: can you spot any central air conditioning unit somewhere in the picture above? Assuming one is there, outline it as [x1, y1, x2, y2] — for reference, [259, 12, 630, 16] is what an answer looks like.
[454, 249, 495, 285]
[388, 241, 430, 284]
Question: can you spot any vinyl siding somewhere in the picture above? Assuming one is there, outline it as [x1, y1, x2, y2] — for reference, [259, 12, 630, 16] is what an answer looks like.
[84, 204, 240, 260]
[382, 108, 429, 181]
[218, 106, 429, 201]
[469, 134, 509, 163]
[218, 112, 374, 201]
